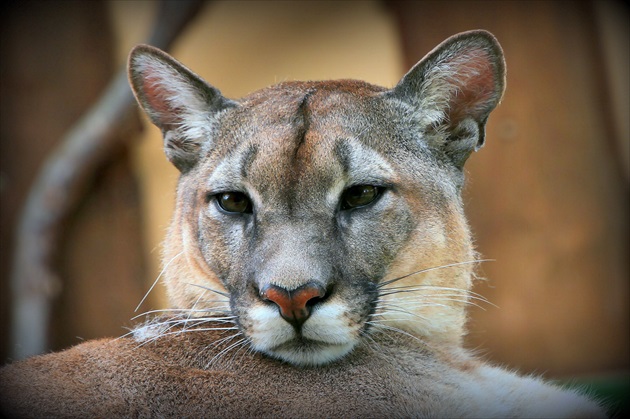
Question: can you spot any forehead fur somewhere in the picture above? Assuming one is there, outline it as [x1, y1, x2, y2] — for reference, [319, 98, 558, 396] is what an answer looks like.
[190, 77, 454, 212]
[221, 80, 411, 155]
[203, 81, 390, 173]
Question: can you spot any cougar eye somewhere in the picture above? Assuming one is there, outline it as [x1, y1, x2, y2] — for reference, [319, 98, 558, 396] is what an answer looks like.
[340, 185, 382, 210]
[216, 192, 252, 214]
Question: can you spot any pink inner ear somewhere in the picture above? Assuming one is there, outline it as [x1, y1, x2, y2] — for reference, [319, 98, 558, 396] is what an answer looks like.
[142, 73, 178, 126]
[446, 48, 498, 124]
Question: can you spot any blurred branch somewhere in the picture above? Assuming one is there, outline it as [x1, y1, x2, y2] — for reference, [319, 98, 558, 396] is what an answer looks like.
[10, 0, 205, 360]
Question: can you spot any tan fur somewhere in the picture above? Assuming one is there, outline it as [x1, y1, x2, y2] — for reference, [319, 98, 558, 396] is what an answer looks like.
[1, 31, 607, 418]
[0, 324, 605, 418]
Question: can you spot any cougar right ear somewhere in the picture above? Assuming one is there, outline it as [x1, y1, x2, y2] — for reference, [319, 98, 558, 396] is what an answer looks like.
[391, 30, 506, 168]
[128, 45, 237, 172]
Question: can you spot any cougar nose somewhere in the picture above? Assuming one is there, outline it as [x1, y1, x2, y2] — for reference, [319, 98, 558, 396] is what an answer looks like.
[260, 283, 327, 328]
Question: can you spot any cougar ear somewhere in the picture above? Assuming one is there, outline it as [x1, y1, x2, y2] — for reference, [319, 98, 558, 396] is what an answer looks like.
[392, 30, 506, 168]
[128, 45, 237, 172]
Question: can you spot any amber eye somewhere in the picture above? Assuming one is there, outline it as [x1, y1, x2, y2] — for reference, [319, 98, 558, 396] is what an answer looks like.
[216, 192, 252, 214]
[341, 185, 381, 210]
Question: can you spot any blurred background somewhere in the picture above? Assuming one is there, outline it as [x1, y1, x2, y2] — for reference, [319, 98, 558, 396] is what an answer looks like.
[1, 0, 628, 403]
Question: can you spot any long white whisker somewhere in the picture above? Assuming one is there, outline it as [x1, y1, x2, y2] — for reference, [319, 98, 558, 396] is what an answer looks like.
[207, 338, 249, 368]
[379, 289, 495, 309]
[376, 302, 450, 312]
[182, 291, 210, 331]
[384, 291, 491, 304]
[377, 259, 494, 289]
[150, 317, 236, 327]
[209, 333, 242, 348]
[378, 295, 487, 311]
[183, 290, 230, 329]
[401, 302, 474, 311]
[131, 308, 231, 321]
[185, 282, 230, 298]
[226, 339, 252, 367]
[171, 326, 240, 333]
[236, 342, 257, 365]
[381, 284, 491, 301]
[373, 304, 434, 320]
[135, 251, 183, 312]
[369, 316, 416, 323]
[365, 322, 424, 344]
[135, 326, 240, 348]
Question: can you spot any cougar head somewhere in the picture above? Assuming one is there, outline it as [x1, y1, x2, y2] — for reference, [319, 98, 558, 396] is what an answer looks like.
[128, 31, 505, 366]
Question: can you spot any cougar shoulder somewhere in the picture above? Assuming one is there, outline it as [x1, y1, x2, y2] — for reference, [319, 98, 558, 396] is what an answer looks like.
[0, 320, 605, 418]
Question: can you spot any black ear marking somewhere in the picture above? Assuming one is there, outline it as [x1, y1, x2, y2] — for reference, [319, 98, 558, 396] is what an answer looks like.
[127, 44, 238, 172]
[392, 30, 506, 168]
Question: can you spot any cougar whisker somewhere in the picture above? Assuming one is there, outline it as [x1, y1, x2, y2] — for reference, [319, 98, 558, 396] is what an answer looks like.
[135, 251, 183, 312]
[364, 322, 426, 345]
[131, 307, 230, 321]
[185, 282, 230, 298]
[373, 305, 436, 321]
[135, 325, 241, 349]
[380, 284, 492, 302]
[207, 337, 250, 368]
[376, 259, 494, 289]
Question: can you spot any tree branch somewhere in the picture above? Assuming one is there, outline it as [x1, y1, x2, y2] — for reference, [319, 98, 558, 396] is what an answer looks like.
[10, 0, 205, 360]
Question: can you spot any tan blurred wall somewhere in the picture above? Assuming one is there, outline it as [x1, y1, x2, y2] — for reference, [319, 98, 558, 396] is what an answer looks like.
[388, 0, 628, 377]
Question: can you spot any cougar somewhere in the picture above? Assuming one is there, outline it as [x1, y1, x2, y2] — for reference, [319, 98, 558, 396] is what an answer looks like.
[0, 30, 606, 418]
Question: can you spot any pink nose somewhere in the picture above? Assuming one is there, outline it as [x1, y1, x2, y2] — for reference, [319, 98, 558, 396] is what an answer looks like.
[260, 283, 326, 328]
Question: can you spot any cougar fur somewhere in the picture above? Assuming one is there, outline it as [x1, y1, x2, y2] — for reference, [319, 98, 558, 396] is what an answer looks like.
[0, 30, 606, 418]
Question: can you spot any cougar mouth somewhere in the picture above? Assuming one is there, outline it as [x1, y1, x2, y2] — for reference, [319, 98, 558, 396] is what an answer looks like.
[264, 338, 357, 366]
[273, 338, 345, 352]
[243, 299, 363, 366]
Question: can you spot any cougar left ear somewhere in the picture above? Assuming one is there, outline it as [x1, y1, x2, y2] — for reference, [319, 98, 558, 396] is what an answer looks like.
[392, 30, 506, 168]
[128, 45, 238, 172]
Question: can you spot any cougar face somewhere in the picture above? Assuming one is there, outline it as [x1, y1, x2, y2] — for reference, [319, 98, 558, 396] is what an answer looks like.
[129, 31, 505, 366]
